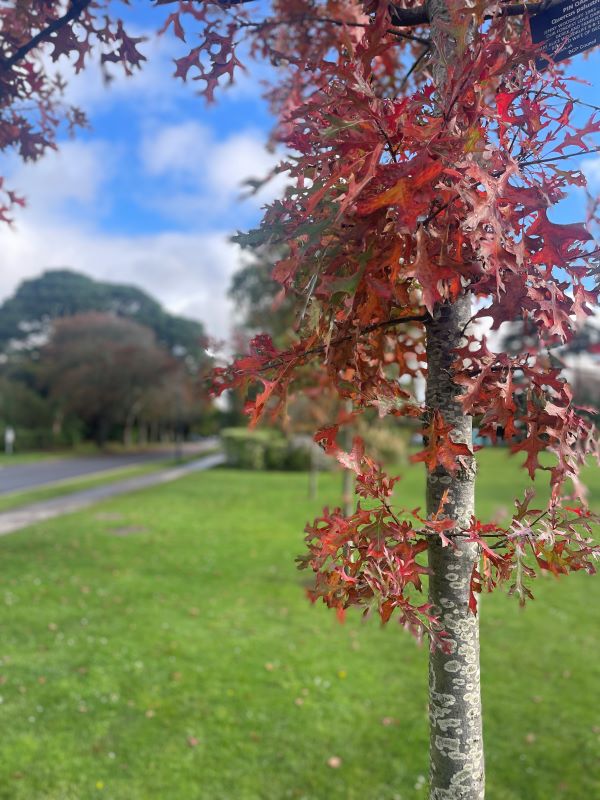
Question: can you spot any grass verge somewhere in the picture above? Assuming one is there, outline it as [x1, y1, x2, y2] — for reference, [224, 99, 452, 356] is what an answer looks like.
[0, 449, 597, 799]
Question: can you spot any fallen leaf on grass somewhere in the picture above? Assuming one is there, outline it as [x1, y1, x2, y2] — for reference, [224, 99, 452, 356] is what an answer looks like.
[110, 525, 148, 537]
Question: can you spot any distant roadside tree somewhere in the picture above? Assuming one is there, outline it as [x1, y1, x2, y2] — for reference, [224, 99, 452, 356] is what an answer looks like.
[0, 374, 55, 448]
[40, 312, 188, 446]
[229, 250, 295, 345]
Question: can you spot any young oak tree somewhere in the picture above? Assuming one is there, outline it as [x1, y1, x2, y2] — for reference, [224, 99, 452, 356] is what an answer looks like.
[1, 2, 599, 798]
[197, 2, 600, 798]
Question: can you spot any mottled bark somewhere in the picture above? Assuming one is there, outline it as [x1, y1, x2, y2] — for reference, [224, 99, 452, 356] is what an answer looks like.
[308, 442, 318, 500]
[341, 398, 354, 515]
[423, 2, 485, 794]
[425, 299, 484, 800]
[342, 466, 354, 516]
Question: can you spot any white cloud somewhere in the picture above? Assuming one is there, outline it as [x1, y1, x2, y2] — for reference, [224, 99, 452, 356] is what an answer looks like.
[583, 155, 600, 187]
[141, 121, 209, 176]
[208, 131, 287, 203]
[0, 218, 241, 341]
[6, 139, 116, 222]
[139, 122, 287, 219]
[0, 135, 242, 341]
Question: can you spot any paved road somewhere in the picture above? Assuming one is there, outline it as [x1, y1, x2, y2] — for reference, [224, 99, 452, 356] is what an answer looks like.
[0, 452, 226, 536]
[0, 440, 218, 495]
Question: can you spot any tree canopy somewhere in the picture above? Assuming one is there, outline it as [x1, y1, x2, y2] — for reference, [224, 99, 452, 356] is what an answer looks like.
[40, 312, 184, 444]
[0, 270, 208, 368]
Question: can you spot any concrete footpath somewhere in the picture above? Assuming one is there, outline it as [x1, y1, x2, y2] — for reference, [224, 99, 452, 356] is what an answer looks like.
[0, 452, 225, 536]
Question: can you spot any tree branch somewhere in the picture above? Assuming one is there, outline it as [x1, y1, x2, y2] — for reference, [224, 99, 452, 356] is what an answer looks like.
[0, 0, 93, 72]
[235, 13, 430, 45]
[400, 44, 431, 91]
[156, 1, 545, 32]
[389, 1, 547, 27]
[233, 312, 430, 377]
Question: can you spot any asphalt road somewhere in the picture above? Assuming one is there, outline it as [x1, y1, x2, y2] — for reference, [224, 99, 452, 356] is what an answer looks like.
[0, 452, 226, 536]
[0, 440, 218, 495]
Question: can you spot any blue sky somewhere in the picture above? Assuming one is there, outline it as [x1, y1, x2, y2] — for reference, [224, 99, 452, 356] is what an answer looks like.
[1, 3, 598, 341]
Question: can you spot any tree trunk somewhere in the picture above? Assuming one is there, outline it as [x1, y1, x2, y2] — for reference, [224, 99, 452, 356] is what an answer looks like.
[308, 442, 319, 500]
[425, 299, 484, 800]
[123, 423, 133, 448]
[423, 4, 484, 795]
[138, 422, 148, 446]
[341, 398, 354, 516]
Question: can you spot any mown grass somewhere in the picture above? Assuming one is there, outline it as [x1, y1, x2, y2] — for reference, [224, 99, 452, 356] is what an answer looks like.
[0, 449, 597, 800]
[0, 452, 62, 467]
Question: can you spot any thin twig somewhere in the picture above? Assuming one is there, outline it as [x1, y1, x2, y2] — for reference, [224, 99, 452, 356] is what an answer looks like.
[400, 45, 430, 91]
[420, 194, 460, 227]
[532, 90, 600, 115]
[521, 146, 600, 167]
[231, 312, 430, 377]
[373, 118, 399, 163]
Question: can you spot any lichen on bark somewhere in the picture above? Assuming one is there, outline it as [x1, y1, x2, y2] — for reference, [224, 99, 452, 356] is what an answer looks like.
[425, 298, 484, 800]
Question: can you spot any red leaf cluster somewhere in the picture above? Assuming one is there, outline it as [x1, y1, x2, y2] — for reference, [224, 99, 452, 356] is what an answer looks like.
[200, 2, 600, 641]
[0, 1, 147, 220]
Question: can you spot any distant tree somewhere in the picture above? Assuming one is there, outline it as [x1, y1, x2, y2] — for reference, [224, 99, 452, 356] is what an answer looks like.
[40, 312, 184, 445]
[0, 374, 53, 436]
[0, 270, 208, 370]
[501, 317, 600, 357]
[500, 318, 600, 418]
[229, 250, 295, 344]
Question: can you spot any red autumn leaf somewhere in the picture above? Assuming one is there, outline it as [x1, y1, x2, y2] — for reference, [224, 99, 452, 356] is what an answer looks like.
[336, 437, 365, 474]
[411, 412, 474, 474]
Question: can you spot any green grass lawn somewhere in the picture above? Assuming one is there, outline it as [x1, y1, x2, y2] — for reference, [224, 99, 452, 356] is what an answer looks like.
[0, 450, 598, 800]
[0, 451, 62, 467]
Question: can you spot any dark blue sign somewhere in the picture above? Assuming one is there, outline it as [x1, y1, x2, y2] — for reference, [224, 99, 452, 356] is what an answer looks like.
[530, 0, 600, 63]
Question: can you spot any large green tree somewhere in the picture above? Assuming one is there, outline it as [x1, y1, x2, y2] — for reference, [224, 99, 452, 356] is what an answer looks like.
[0, 270, 208, 370]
